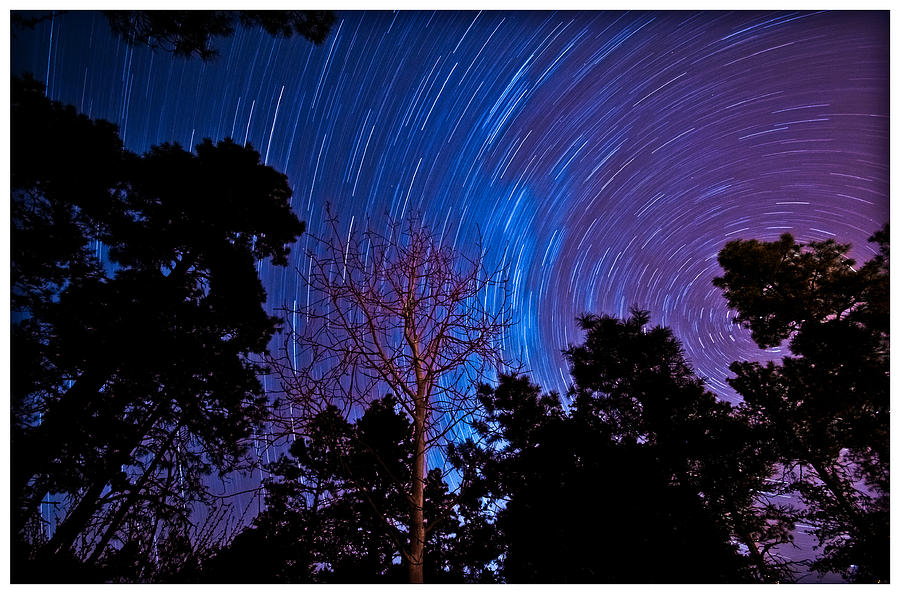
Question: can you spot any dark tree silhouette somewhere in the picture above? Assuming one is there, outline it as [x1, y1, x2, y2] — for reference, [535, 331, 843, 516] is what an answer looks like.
[714, 228, 889, 583]
[13, 10, 336, 60]
[468, 371, 756, 583]
[564, 310, 798, 581]
[104, 10, 336, 60]
[11, 75, 305, 581]
[10, 11, 57, 34]
[204, 395, 497, 583]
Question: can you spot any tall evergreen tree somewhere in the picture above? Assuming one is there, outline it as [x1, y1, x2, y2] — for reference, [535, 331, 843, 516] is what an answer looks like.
[564, 310, 797, 581]
[11, 75, 305, 581]
[714, 228, 889, 582]
[469, 370, 760, 583]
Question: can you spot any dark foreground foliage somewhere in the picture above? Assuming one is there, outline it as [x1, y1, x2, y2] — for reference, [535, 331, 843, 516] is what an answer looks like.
[212, 232, 889, 583]
[11, 74, 304, 581]
[201, 395, 499, 583]
[206, 310, 792, 583]
[715, 229, 889, 583]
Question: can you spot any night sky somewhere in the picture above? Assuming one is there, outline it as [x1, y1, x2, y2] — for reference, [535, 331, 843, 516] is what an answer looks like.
[12, 11, 889, 419]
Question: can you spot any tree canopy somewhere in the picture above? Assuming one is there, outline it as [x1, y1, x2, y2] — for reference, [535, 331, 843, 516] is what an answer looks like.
[715, 228, 889, 583]
[11, 74, 305, 581]
[565, 310, 797, 581]
[104, 11, 336, 60]
[450, 310, 796, 583]
[224, 308, 805, 583]
[13, 11, 336, 60]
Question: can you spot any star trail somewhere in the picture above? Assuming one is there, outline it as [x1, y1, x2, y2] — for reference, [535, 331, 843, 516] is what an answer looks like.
[13, 10, 888, 408]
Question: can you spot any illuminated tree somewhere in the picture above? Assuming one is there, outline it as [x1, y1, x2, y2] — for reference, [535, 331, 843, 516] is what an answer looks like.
[271, 210, 511, 583]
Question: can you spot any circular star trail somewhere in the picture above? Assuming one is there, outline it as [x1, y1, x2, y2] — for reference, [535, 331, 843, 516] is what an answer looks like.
[14, 10, 889, 411]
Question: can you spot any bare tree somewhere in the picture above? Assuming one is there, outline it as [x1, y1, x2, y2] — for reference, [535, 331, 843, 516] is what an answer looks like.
[270, 208, 512, 583]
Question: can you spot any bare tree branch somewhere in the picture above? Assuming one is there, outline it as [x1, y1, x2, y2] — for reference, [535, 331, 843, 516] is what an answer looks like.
[267, 206, 513, 583]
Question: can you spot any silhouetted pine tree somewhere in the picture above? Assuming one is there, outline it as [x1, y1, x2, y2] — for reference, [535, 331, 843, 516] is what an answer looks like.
[11, 74, 305, 582]
[715, 228, 889, 583]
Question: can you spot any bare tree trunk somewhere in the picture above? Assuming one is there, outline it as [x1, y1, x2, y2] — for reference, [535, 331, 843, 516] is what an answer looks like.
[38, 406, 164, 559]
[810, 458, 865, 535]
[14, 367, 109, 499]
[408, 400, 427, 584]
[280, 212, 511, 583]
[736, 525, 777, 582]
[41, 478, 107, 558]
[87, 425, 181, 564]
